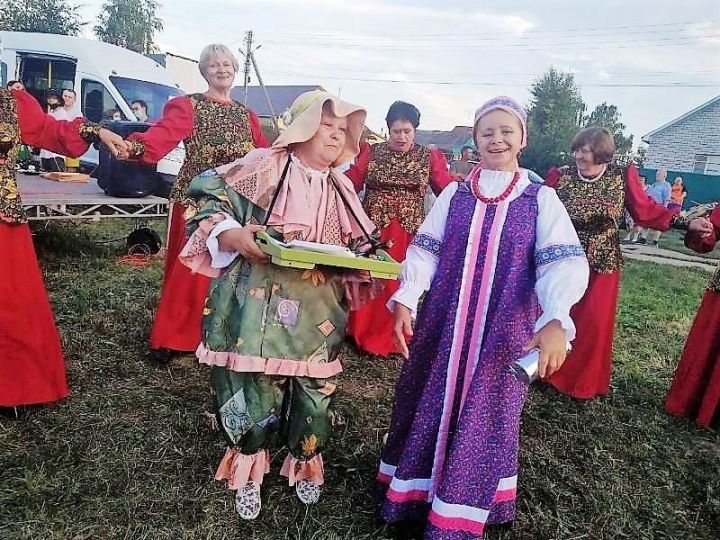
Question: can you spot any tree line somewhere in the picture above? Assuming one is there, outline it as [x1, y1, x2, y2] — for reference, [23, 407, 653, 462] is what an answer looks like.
[1, 1, 639, 171]
[523, 67, 637, 174]
[0, 0, 163, 55]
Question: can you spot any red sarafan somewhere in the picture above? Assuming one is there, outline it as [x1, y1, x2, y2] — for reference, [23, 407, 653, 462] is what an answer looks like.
[666, 206, 720, 428]
[345, 100, 456, 357]
[545, 155, 678, 399]
[0, 89, 102, 406]
[127, 93, 268, 354]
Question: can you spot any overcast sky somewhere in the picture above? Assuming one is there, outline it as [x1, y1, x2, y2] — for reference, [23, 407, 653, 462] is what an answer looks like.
[78, 0, 720, 145]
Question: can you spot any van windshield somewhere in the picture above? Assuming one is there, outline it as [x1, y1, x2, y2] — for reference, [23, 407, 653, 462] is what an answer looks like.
[110, 76, 183, 121]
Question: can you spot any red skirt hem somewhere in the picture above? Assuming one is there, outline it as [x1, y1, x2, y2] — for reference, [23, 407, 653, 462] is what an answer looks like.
[0, 223, 68, 406]
[548, 270, 620, 399]
[665, 290, 720, 428]
[149, 204, 210, 352]
[347, 219, 412, 357]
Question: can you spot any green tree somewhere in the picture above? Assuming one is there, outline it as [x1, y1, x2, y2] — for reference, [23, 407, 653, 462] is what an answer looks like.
[583, 102, 634, 158]
[0, 0, 83, 35]
[523, 67, 585, 175]
[633, 144, 648, 167]
[94, 0, 163, 54]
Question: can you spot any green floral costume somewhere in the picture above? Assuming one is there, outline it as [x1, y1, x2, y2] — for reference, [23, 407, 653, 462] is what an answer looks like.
[181, 148, 375, 487]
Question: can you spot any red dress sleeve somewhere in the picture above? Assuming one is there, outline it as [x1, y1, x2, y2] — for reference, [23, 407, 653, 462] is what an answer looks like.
[128, 96, 195, 164]
[14, 90, 89, 157]
[429, 149, 456, 195]
[684, 206, 720, 253]
[247, 109, 269, 148]
[624, 164, 678, 230]
[345, 142, 371, 192]
[543, 167, 561, 188]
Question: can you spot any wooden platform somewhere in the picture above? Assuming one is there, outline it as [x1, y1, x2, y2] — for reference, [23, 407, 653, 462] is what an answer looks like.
[17, 173, 169, 221]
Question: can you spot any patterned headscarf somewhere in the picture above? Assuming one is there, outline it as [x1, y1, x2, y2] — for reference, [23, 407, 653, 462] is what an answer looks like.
[473, 95, 527, 148]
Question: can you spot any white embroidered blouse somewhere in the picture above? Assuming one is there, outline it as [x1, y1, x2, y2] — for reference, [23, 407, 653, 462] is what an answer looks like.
[389, 168, 590, 341]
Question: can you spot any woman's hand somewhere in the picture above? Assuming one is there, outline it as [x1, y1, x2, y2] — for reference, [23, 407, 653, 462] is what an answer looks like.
[523, 320, 567, 379]
[688, 217, 714, 238]
[98, 128, 131, 158]
[393, 303, 414, 359]
[217, 225, 269, 264]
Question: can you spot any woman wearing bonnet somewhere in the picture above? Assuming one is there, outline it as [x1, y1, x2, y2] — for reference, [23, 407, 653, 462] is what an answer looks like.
[179, 90, 375, 519]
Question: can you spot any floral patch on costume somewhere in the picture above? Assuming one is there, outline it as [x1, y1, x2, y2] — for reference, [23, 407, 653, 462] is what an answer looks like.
[316, 320, 335, 337]
[301, 269, 326, 286]
[301, 434, 318, 456]
[219, 388, 255, 444]
[276, 299, 300, 327]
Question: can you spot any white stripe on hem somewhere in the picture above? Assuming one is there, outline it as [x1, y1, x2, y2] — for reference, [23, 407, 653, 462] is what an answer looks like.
[431, 496, 490, 523]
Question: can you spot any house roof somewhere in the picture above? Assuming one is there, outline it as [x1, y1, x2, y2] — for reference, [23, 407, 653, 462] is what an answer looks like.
[230, 85, 324, 117]
[642, 94, 720, 143]
[414, 126, 474, 151]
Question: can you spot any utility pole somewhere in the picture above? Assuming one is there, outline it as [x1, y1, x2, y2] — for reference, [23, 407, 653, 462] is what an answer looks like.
[249, 48, 279, 131]
[242, 31, 253, 106]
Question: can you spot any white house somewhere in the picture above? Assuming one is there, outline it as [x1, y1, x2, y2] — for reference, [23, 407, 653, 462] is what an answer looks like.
[642, 94, 720, 176]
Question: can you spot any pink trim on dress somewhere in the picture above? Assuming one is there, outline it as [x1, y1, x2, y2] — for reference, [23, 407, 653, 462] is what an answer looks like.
[430, 203, 485, 496]
[386, 487, 429, 503]
[179, 212, 233, 278]
[196, 343, 344, 378]
[428, 512, 486, 536]
[280, 453, 325, 486]
[459, 199, 509, 412]
[493, 488, 517, 503]
[215, 448, 271, 489]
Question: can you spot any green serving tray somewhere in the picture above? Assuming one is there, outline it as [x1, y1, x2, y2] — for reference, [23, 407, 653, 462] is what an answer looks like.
[255, 231, 401, 280]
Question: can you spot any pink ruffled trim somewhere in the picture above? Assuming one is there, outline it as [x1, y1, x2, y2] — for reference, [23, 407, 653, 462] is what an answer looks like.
[344, 270, 386, 311]
[280, 453, 325, 486]
[179, 212, 232, 278]
[197, 343, 344, 378]
[215, 448, 270, 489]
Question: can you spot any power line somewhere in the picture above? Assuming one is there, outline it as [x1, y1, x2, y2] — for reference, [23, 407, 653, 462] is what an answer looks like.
[260, 36, 719, 52]
[266, 71, 718, 88]
[162, 13, 720, 47]
[269, 28, 720, 45]
[276, 19, 720, 38]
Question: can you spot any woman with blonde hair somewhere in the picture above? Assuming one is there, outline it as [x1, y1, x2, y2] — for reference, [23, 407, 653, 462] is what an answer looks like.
[179, 90, 375, 519]
[120, 44, 268, 361]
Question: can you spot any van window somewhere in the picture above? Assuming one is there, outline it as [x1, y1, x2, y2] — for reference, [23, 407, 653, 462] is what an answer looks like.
[110, 76, 183, 122]
[18, 55, 76, 106]
[1, 62, 7, 87]
[81, 79, 122, 123]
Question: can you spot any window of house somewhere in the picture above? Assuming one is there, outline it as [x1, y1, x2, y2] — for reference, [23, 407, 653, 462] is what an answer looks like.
[693, 154, 720, 175]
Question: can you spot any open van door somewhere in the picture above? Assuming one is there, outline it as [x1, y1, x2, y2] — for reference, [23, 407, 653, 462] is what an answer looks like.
[17, 53, 76, 107]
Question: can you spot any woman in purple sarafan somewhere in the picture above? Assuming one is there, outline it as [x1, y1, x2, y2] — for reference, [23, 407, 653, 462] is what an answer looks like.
[378, 96, 590, 539]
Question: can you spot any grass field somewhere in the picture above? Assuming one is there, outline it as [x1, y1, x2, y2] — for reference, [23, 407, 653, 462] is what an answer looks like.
[1, 221, 718, 540]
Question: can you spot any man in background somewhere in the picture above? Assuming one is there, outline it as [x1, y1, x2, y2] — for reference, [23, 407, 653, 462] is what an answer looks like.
[450, 144, 475, 180]
[640, 168, 671, 247]
[130, 100, 149, 122]
[39, 89, 67, 171]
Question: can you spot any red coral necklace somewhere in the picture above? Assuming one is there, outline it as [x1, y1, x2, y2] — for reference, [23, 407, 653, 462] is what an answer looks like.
[470, 169, 522, 204]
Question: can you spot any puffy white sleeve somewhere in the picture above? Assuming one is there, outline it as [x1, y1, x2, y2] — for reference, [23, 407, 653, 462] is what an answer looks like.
[388, 182, 459, 317]
[206, 218, 243, 269]
[534, 186, 589, 341]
